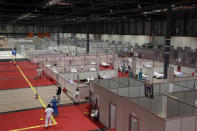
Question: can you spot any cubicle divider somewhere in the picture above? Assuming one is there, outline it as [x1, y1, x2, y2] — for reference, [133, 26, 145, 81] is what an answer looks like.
[92, 78, 197, 131]
[94, 78, 190, 98]
[165, 112, 197, 131]
[39, 62, 116, 98]
[92, 83, 166, 131]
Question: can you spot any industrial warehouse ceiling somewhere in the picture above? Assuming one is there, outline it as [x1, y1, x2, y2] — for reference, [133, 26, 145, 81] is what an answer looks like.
[0, 0, 196, 25]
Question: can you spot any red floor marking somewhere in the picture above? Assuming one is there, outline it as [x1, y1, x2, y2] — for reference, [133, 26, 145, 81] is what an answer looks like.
[0, 61, 56, 90]
[0, 71, 21, 79]
[0, 61, 36, 66]
[0, 103, 102, 131]
[99, 65, 114, 70]
[0, 77, 56, 90]
[0, 109, 42, 131]
[0, 78, 29, 90]
[118, 71, 129, 78]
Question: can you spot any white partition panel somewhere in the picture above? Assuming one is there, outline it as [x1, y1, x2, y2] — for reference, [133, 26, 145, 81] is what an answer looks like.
[160, 83, 169, 94]
[129, 87, 140, 97]
[186, 80, 195, 89]
[110, 89, 118, 94]
[139, 86, 145, 97]
[181, 116, 195, 131]
[165, 116, 196, 131]
[165, 119, 181, 131]
[153, 84, 160, 95]
[117, 87, 129, 96]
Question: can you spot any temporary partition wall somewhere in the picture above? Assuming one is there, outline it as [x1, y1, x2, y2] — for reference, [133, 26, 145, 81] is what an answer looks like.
[39, 62, 91, 98]
[164, 91, 197, 131]
[28, 52, 116, 63]
[61, 70, 117, 80]
[165, 115, 197, 131]
[91, 83, 166, 131]
[95, 77, 190, 98]
[91, 78, 197, 131]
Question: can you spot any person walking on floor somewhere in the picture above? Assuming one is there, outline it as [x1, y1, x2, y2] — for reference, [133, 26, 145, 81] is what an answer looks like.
[139, 69, 143, 80]
[50, 96, 58, 117]
[80, 65, 83, 72]
[74, 88, 80, 105]
[128, 65, 131, 70]
[122, 64, 126, 75]
[36, 67, 43, 79]
[45, 104, 54, 128]
[129, 68, 133, 78]
[56, 86, 62, 102]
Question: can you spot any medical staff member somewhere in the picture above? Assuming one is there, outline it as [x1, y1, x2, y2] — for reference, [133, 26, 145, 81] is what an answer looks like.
[45, 104, 54, 128]
[74, 88, 80, 104]
[129, 68, 133, 78]
[50, 96, 58, 117]
[56, 86, 62, 102]
[36, 67, 43, 79]
[139, 69, 143, 80]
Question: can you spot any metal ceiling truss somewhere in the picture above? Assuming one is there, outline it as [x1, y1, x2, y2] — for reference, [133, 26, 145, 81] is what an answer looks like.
[0, 0, 195, 26]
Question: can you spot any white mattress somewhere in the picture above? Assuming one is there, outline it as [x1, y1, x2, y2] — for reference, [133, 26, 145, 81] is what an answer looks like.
[102, 74, 111, 79]
[45, 64, 51, 67]
[101, 62, 110, 67]
[89, 68, 96, 72]
[142, 74, 148, 80]
[153, 72, 164, 79]
[91, 61, 96, 65]
[128, 58, 132, 63]
[71, 68, 77, 73]
[87, 77, 94, 82]
[69, 79, 76, 85]
[174, 71, 184, 77]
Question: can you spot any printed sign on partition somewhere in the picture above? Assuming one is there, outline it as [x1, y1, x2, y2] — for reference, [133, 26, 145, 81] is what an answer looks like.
[145, 84, 154, 99]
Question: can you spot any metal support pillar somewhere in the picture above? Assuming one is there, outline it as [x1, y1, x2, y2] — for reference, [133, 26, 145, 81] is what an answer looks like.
[57, 33, 60, 46]
[87, 33, 89, 53]
[164, 6, 172, 78]
[86, 19, 89, 53]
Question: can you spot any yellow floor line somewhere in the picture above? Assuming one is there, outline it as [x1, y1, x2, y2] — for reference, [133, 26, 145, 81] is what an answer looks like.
[9, 123, 57, 131]
[8, 53, 57, 131]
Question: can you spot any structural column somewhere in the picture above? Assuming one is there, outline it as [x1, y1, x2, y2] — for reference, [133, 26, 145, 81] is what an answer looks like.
[57, 33, 60, 46]
[87, 33, 89, 53]
[164, 6, 172, 78]
[86, 19, 89, 53]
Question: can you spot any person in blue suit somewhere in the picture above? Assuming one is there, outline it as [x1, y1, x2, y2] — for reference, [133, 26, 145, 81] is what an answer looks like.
[12, 49, 14, 55]
[139, 69, 143, 80]
[50, 96, 58, 117]
[129, 68, 133, 78]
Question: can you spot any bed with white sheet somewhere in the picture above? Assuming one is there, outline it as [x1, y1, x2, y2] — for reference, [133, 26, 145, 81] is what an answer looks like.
[45, 64, 51, 67]
[91, 61, 96, 65]
[153, 72, 164, 79]
[71, 68, 77, 73]
[128, 58, 132, 63]
[101, 62, 110, 67]
[174, 71, 184, 77]
[89, 68, 96, 72]
[68, 79, 76, 85]
[102, 74, 111, 79]
[87, 77, 94, 83]
[142, 74, 148, 80]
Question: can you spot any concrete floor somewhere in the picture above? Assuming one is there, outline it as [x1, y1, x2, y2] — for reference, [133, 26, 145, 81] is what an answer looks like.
[0, 85, 73, 113]
[0, 51, 25, 59]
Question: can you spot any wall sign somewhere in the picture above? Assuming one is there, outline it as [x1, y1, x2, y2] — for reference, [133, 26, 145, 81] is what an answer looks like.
[145, 84, 154, 99]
